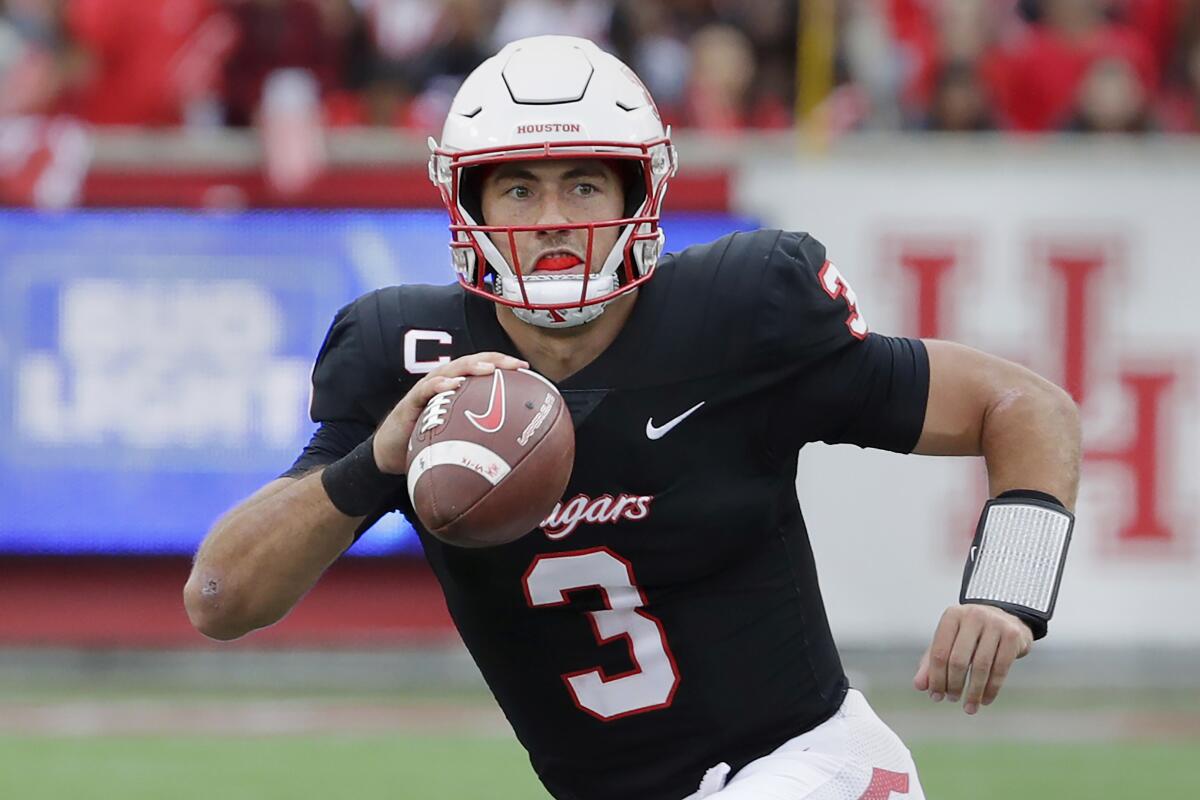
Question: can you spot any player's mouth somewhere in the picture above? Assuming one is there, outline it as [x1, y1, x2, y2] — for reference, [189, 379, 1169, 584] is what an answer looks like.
[533, 252, 585, 273]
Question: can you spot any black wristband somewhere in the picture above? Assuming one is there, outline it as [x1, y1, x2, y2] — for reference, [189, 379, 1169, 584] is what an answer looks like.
[320, 435, 403, 517]
[996, 488, 1066, 508]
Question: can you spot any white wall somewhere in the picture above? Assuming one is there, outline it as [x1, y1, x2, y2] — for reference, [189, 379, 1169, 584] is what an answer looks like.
[734, 139, 1200, 645]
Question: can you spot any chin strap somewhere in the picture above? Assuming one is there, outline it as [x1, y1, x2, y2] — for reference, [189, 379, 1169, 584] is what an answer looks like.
[496, 274, 617, 329]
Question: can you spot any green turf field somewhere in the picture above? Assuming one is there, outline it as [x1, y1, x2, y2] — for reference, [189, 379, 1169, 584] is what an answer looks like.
[1, 734, 1196, 799]
[2, 674, 1196, 798]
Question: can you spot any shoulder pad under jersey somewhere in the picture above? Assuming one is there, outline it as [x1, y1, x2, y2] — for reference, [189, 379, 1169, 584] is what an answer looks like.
[647, 229, 866, 378]
[309, 284, 467, 426]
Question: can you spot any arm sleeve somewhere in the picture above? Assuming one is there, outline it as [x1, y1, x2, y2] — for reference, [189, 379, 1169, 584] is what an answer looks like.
[759, 231, 930, 454]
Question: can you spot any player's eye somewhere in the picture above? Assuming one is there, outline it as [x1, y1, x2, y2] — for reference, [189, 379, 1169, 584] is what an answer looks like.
[573, 183, 599, 198]
[506, 185, 532, 200]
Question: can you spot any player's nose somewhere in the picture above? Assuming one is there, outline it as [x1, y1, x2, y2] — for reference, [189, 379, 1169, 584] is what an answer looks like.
[534, 194, 570, 230]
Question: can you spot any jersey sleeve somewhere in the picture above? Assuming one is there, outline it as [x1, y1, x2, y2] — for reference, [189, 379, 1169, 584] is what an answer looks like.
[783, 333, 929, 452]
[751, 231, 867, 367]
[759, 232, 930, 454]
[281, 291, 398, 478]
[282, 420, 375, 478]
[281, 292, 412, 539]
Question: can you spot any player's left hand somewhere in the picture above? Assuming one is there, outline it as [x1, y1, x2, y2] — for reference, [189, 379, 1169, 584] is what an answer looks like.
[913, 604, 1033, 715]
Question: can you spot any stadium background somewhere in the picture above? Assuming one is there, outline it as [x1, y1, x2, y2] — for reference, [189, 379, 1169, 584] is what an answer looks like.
[2, 1, 1198, 797]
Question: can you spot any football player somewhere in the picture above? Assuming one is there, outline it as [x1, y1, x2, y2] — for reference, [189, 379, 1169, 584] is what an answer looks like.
[185, 36, 1080, 800]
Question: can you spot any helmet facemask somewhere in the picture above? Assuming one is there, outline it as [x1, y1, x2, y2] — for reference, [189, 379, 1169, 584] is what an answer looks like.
[430, 139, 675, 328]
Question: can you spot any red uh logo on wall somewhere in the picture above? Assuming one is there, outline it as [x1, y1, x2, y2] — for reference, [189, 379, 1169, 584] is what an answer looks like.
[890, 232, 1189, 551]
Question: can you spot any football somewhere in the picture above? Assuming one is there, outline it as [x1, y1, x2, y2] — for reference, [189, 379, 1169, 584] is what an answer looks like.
[406, 368, 574, 547]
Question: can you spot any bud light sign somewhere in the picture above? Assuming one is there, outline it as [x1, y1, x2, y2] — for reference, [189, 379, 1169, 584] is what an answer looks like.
[0, 210, 754, 556]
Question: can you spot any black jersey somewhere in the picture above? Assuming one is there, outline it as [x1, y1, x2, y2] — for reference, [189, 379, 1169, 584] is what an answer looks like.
[286, 230, 930, 800]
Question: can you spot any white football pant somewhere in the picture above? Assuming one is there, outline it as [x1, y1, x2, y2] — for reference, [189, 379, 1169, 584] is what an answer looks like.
[684, 689, 926, 800]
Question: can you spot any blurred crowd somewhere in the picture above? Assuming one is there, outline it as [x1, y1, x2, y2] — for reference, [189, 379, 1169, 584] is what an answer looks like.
[1, 0, 1199, 135]
[843, 0, 1200, 133]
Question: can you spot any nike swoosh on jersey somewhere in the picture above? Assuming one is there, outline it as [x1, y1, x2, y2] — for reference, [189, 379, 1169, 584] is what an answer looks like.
[645, 401, 705, 440]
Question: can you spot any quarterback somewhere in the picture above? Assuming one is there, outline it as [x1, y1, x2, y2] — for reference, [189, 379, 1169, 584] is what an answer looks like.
[185, 37, 1081, 800]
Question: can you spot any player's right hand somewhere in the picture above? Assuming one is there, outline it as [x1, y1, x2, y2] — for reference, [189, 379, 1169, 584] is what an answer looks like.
[373, 352, 529, 475]
[913, 603, 1033, 715]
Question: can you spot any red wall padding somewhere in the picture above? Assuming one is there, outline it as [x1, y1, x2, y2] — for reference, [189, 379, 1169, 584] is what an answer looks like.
[0, 556, 457, 648]
[81, 167, 730, 210]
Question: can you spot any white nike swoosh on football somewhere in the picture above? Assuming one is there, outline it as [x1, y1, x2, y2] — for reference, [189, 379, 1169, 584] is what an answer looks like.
[645, 401, 706, 440]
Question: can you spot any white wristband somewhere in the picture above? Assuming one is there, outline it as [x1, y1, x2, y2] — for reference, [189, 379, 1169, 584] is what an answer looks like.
[960, 497, 1074, 635]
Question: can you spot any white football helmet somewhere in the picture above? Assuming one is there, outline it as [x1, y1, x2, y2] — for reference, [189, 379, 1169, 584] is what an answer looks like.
[429, 35, 677, 328]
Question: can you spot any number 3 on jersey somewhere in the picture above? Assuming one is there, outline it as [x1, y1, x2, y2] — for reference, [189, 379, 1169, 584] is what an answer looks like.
[818, 261, 869, 339]
[522, 548, 680, 721]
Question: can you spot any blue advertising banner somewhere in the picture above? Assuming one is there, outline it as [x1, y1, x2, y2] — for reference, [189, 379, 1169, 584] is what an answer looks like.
[0, 210, 757, 556]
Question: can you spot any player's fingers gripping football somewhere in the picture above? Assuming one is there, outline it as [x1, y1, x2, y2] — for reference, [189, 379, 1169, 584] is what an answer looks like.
[373, 353, 529, 474]
[426, 352, 530, 380]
